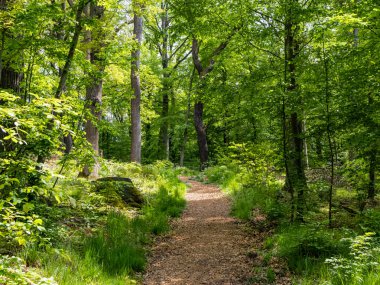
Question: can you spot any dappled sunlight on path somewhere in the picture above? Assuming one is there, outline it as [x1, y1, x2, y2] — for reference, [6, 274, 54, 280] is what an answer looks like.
[143, 177, 253, 285]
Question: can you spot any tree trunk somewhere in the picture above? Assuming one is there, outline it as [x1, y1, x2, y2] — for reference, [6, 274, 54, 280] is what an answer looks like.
[130, 12, 143, 163]
[289, 112, 308, 222]
[158, 1, 170, 160]
[0, 2, 23, 93]
[323, 39, 334, 227]
[315, 131, 323, 161]
[303, 119, 309, 169]
[180, 68, 194, 167]
[283, 3, 308, 222]
[159, 78, 170, 160]
[55, 0, 87, 99]
[368, 148, 377, 201]
[79, 2, 104, 178]
[37, 0, 86, 165]
[194, 101, 208, 170]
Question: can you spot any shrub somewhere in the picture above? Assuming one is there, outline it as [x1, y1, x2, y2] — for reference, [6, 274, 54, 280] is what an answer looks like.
[0, 255, 57, 285]
[325, 232, 380, 285]
[360, 209, 380, 234]
[272, 225, 349, 274]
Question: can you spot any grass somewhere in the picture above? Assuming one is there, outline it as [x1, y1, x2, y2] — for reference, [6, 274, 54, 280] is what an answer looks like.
[2, 161, 187, 284]
[204, 164, 380, 285]
[85, 211, 147, 274]
[38, 248, 136, 285]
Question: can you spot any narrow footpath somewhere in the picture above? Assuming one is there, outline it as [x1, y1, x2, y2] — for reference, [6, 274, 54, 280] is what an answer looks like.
[143, 177, 254, 285]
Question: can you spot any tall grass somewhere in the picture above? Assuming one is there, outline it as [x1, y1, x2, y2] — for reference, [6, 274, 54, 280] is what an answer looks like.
[85, 211, 147, 274]
[206, 164, 380, 285]
[15, 161, 187, 284]
[39, 248, 136, 285]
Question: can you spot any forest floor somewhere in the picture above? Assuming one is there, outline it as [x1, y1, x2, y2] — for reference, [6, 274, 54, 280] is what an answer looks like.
[143, 177, 255, 285]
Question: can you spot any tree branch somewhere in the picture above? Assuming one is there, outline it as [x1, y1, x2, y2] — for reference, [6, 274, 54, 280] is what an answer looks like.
[192, 38, 203, 76]
[172, 49, 191, 70]
[169, 36, 189, 61]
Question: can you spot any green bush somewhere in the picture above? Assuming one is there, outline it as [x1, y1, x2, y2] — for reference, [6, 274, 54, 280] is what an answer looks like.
[271, 225, 349, 274]
[0, 255, 57, 285]
[324, 232, 380, 285]
[360, 209, 380, 234]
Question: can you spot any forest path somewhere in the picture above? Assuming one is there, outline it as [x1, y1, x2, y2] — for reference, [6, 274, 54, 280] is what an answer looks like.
[143, 177, 253, 285]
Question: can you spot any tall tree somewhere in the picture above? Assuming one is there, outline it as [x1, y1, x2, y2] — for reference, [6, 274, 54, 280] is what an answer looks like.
[191, 32, 237, 169]
[145, 0, 190, 160]
[130, 2, 143, 163]
[282, 0, 308, 222]
[80, 2, 105, 177]
[0, 0, 23, 92]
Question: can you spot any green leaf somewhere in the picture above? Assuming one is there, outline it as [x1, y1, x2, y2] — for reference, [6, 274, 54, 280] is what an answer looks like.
[22, 203, 35, 213]
[33, 219, 43, 226]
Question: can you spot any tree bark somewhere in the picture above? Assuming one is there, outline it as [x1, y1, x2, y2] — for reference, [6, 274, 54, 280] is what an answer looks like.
[0, 1, 23, 93]
[79, 2, 105, 178]
[158, 1, 170, 160]
[323, 39, 334, 227]
[130, 12, 143, 163]
[283, 2, 308, 222]
[179, 69, 194, 167]
[191, 35, 235, 169]
[55, 0, 88, 99]
[37, 0, 87, 165]
[194, 101, 208, 170]
[368, 148, 377, 201]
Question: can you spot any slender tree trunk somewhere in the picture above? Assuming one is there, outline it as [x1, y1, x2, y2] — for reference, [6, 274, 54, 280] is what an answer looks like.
[57, 0, 88, 154]
[315, 130, 323, 161]
[289, 112, 308, 222]
[37, 0, 87, 165]
[0, 29, 4, 85]
[194, 101, 208, 170]
[55, 0, 87, 99]
[303, 119, 309, 169]
[353, 28, 359, 47]
[282, 95, 295, 222]
[368, 148, 376, 201]
[158, 1, 170, 160]
[284, 2, 308, 222]
[79, 2, 104, 178]
[0, 4, 23, 94]
[159, 77, 170, 160]
[180, 68, 194, 167]
[130, 12, 143, 163]
[323, 37, 334, 227]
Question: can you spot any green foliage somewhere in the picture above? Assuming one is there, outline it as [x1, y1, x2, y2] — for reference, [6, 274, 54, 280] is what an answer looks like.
[361, 209, 380, 234]
[0, 206, 49, 252]
[271, 226, 349, 274]
[324, 233, 380, 285]
[85, 211, 146, 274]
[0, 255, 57, 285]
[266, 267, 276, 283]
[206, 158, 284, 222]
[0, 160, 186, 283]
[39, 248, 137, 285]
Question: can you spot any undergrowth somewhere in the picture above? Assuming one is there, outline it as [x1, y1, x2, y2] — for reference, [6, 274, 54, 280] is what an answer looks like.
[0, 160, 186, 284]
[205, 145, 380, 285]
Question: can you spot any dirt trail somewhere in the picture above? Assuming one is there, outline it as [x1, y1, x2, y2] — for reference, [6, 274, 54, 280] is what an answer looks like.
[143, 177, 253, 285]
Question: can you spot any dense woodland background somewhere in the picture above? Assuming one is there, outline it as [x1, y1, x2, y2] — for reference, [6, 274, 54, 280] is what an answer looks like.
[0, 0, 379, 284]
